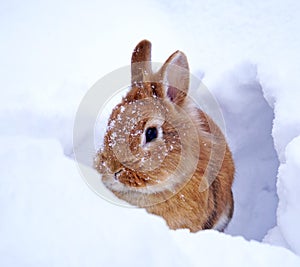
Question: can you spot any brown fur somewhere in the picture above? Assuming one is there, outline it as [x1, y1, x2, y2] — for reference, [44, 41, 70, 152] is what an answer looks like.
[94, 40, 235, 232]
[143, 111, 235, 232]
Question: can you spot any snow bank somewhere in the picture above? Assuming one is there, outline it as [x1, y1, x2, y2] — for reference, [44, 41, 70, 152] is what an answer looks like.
[271, 136, 300, 254]
[1, 0, 300, 265]
[0, 137, 299, 266]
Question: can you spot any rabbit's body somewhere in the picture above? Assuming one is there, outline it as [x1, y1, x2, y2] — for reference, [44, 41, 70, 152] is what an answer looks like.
[94, 40, 235, 232]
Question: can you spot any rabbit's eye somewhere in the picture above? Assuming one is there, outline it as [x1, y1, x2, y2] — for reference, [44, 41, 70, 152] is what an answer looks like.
[145, 127, 158, 143]
[151, 83, 157, 96]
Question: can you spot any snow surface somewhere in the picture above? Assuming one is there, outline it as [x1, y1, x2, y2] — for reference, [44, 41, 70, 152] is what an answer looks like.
[1, 0, 300, 266]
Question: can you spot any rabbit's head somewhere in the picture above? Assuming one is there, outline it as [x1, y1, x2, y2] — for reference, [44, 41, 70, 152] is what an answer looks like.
[94, 40, 205, 205]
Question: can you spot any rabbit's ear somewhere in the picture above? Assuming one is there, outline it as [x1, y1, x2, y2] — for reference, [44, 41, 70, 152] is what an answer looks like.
[160, 51, 189, 106]
[131, 40, 152, 84]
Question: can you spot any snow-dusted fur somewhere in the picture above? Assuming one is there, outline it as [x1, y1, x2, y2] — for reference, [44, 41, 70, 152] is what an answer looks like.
[94, 40, 235, 232]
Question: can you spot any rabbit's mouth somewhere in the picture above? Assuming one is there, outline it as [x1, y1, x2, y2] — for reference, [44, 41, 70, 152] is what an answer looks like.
[114, 170, 123, 181]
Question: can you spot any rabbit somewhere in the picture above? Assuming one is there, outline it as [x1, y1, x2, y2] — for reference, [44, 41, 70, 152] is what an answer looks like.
[94, 40, 235, 232]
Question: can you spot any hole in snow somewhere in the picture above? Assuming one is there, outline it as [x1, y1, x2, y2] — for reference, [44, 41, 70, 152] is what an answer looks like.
[212, 64, 279, 241]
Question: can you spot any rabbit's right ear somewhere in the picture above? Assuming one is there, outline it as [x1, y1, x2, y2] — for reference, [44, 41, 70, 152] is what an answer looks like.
[131, 40, 152, 84]
[159, 50, 189, 106]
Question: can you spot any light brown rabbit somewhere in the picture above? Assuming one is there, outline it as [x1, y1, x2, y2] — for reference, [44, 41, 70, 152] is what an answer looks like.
[94, 40, 235, 232]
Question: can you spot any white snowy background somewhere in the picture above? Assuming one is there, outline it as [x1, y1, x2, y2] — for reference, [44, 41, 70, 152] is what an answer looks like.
[1, 0, 300, 266]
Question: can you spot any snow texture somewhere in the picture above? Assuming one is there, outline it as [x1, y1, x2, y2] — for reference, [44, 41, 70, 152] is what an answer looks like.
[1, 0, 300, 266]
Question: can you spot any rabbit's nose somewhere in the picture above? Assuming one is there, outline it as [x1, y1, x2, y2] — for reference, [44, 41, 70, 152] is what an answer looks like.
[94, 152, 108, 174]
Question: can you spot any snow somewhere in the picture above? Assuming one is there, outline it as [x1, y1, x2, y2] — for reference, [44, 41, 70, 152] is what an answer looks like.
[1, 0, 300, 266]
[275, 136, 300, 254]
[0, 138, 299, 267]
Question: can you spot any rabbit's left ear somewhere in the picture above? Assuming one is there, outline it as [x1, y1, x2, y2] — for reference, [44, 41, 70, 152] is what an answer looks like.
[160, 51, 190, 106]
[131, 40, 152, 84]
